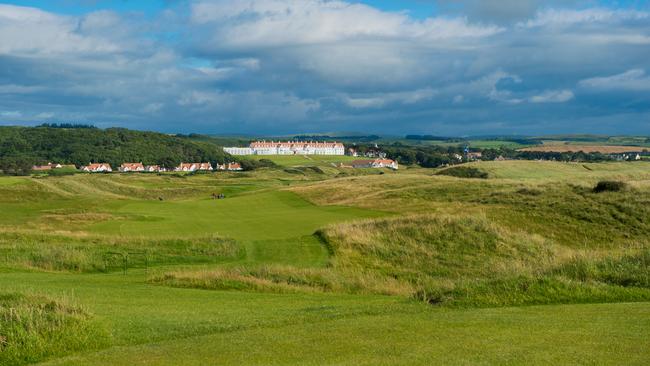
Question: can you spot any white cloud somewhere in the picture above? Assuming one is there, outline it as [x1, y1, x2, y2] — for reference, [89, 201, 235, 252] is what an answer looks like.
[1, 110, 22, 118]
[0, 5, 124, 56]
[35, 112, 55, 119]
[343, 88, 437, 109]
[579, 69, 650, 91]
[142, 103, 164, 114]
[191, 0, 502, 51]
[521, 8, 649, 28]
[529, 90, 574, 103]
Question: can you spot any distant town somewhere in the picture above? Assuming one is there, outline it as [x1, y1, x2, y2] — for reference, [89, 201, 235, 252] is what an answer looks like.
[31, 140, 401, 173]
[32, 161, 244, 173]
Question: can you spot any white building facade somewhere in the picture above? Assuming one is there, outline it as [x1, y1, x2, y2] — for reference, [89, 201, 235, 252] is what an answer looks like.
[223, 147, 254, 156]
[224, 141, 345, 156]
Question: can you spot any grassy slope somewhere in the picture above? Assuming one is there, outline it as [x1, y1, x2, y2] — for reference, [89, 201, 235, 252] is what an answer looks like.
[249, 154, 359, 167]
[0, 172, 383, 272]
[0, 273, 647, 366]
[1, 162, 650, 365]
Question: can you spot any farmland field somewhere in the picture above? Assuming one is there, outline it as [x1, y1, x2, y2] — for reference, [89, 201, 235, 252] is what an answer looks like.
[520, 144, 650, 153]
[1, 161, 649, 365]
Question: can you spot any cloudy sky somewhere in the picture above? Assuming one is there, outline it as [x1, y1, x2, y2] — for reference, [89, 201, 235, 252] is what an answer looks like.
[0, 0, 648, 135]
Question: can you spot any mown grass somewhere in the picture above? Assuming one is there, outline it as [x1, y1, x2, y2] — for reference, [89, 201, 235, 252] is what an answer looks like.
[39, 302, 650, 366]
[250, 155, 359, 167]
[0, 292, 110, 365]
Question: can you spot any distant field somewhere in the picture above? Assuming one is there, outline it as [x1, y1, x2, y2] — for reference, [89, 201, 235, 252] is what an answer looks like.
[521, 144, 648, 153]
[468, 160, 650, 180]
[397, 139, 528, 149]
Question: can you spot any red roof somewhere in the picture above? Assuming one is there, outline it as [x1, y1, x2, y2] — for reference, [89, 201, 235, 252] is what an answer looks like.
[178, 162, 212, 170]
[120, 162, 144, 169]
[84, 163, 111, 171]
[351, 159, 396, 166]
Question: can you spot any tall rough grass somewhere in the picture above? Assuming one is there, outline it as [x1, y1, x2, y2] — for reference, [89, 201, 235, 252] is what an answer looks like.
[153, 213, 650, 307]
[0, 233, 242, 272]
[0, 292, 110, 365]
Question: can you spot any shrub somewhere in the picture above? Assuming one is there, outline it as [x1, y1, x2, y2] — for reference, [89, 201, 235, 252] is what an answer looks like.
[436, 166, 488, 179]
[240, 159, 279, 171]
[593, 180, 627, 193]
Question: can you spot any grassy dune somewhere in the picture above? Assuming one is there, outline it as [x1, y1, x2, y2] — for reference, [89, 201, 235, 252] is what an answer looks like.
[156, 161, 650, 307]
[1, 161, 649, 365]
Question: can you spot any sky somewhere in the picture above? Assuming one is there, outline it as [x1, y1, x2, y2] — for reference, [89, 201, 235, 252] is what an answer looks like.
[0, 0, 649, 135]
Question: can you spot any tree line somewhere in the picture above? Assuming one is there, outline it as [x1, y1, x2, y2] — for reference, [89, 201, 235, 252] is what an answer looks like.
[358, 143, 622, 169]
[0, 126, 233, 175]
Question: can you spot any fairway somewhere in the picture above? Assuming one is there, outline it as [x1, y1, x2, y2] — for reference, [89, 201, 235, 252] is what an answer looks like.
[88, 191, 383, 241]
[250, 154, 359, 167]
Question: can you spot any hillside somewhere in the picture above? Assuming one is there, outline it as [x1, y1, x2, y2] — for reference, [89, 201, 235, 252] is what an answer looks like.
[0, 126, 232, 171]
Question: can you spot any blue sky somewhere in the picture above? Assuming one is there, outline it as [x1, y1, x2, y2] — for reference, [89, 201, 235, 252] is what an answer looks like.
[0, 0, 649, 135]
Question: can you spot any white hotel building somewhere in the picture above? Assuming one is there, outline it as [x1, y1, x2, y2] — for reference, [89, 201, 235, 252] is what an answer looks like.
[224, 141, 345, 156]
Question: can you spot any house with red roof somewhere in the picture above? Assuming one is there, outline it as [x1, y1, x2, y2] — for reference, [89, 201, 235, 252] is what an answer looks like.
[350, 159, 398, 170]
[217, 162, 243, 171]
[32, 162, 63, 171]
[119, 162, 145, 172]
[175, 162, 212, 172]
[144, 165, 166, 173]
[81, 163, 112, 173]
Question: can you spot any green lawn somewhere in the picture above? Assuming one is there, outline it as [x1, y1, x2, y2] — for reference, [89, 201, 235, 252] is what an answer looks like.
[88, 191, 382, 241]
[250, 155, 359, 167]
[0, 176, 28, 186]
[467, 160, 650, 181]
[0, 272, 647, 366]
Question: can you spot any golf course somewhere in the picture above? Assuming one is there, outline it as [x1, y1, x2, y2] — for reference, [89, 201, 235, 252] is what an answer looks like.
[1, 159, 649, 365]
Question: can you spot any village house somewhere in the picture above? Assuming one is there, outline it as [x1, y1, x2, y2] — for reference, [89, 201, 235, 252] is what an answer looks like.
[119, 162, 145, 172]
[468, 152, 483, 160]
[175, 162, 212, 172]
[224, 141, 345, 156]
[144, 165, 166, 173]
[217, 162, 243, 171]
[81, 163, 112, 173]
[31, 162, 63, 171]
[350, 159, 399, 170]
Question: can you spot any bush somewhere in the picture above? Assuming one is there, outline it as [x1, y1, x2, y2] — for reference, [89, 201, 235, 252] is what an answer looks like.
[593, 180, 627, 193]
[240, 159, 279, 171]
[436, 166, 488, 179]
